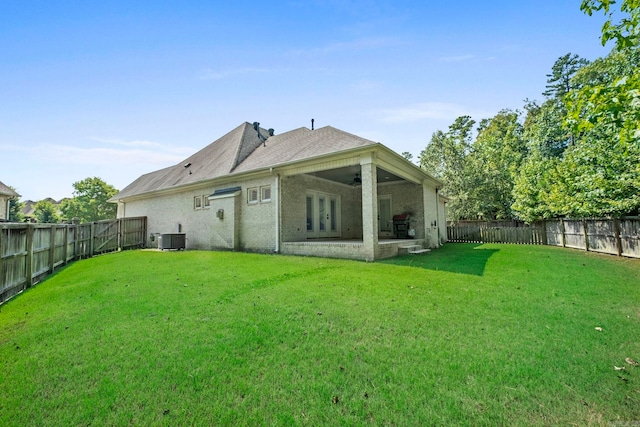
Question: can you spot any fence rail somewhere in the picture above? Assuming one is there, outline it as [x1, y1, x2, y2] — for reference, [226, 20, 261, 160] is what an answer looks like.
[447, 222, 544, 245]
[447, 218, 640, 259]
[1, 217, 146, 304]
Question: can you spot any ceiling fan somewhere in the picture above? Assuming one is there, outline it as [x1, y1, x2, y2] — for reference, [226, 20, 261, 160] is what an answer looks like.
[346, 173, 361, 186]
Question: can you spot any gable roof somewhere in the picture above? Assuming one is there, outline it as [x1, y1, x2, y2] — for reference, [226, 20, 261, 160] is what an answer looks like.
[0, 181, 19, 197]
[232, 125, 376, 174]
[111, 122, 378, 201]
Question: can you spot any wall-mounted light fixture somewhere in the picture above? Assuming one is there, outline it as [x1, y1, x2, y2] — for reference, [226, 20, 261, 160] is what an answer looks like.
[216, 209, 224, 220]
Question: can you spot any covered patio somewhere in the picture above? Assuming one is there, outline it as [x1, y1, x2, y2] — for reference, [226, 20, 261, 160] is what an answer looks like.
[275, 147, 444, 261]
[281, 238, 428, 261]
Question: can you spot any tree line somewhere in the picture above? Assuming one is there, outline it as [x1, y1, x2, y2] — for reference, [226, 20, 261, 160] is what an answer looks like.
[8, 177, 118, 224]
[419, 0, 639, 222]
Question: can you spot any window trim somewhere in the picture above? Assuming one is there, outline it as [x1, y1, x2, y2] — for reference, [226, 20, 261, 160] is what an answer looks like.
[247, 187, 259, 204]
[260, 185, 272, 203]
[194, 195, 202, 210]
[203, 195, 211, 209]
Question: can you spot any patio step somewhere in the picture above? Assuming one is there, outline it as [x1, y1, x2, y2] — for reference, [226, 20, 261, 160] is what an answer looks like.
[408, 248, 431, 255]
[398, 244, 430, 255]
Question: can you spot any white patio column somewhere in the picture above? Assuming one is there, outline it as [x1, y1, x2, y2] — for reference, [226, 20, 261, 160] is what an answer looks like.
[360, 154, 378, 261]
[422, 180, 436, 248]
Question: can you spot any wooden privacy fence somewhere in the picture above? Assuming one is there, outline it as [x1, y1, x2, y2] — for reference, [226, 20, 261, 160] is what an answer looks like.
[447, 222, 544, 245]
[0, 217, 147, 304]
[447, 218, 640, 258]
[545, 218, 639, 258]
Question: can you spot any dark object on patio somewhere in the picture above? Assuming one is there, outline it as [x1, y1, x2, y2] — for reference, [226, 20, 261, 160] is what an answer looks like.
[393, 214, 411, 239]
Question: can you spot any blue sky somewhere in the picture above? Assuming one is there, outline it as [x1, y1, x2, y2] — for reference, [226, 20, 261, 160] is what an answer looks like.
[1, 1, 611, 201]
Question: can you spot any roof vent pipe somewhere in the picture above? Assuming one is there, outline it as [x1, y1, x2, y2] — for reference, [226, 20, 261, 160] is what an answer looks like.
[311, 118, 314, 130]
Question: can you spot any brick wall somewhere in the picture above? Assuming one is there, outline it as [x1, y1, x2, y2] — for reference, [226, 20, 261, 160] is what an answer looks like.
[280, 174, 362, 242]
[119, 175, 277, 252]
[377, 181, 425, 239]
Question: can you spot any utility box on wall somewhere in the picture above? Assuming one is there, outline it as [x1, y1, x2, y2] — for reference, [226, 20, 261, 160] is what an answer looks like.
[159, 233, 186, 250]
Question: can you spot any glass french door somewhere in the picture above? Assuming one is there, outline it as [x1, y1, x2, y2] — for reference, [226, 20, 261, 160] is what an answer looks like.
[378, 195, 393, 238]
[306, 191, 340, 238]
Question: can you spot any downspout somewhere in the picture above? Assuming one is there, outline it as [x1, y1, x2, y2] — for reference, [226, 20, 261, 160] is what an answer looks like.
[435, 188, 440, 246]
[272, 169, 280, 253]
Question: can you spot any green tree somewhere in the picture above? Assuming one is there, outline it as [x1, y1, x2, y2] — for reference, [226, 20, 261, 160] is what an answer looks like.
[7, 187, 24, 222]
[581, 0, 640, 49]
[522, 99, 572, 158]
[566, 48, 640, 146]
[34, 200, 60, 223]
[467, 110, 526, 220]
[60, 177, 118, 222]
[515, 48, 640, 220]
[512, 152, 558, 222]
[543, 53, 589, 99]
[420, 116, 476, 221]
[563, 47, 640, 217]
[401, 151, 414, 162]
[512, 98, 571, 222]
[539, 53, 589, 149]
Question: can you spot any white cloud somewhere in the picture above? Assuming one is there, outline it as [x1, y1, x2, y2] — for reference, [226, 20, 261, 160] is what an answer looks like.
[378, 102, 480, 123]
[89, 137, 189, 155]
[438, 54, 496, 63]
[197, 67, 270, 80]
[43, 145, 186, 165]
[1, 140, 192, 200]
[350, 79, 383, 92]
[1, 139, 190, 167]
[438, 54, 477, 63]
[291, 36, 402, 56]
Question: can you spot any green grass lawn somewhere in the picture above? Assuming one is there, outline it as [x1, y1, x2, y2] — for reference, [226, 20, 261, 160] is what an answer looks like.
[1, 244, 639, 426]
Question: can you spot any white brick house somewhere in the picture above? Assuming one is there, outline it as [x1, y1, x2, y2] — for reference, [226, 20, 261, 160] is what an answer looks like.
[110, 122, 446, 261]
[0, 181, 19, 222]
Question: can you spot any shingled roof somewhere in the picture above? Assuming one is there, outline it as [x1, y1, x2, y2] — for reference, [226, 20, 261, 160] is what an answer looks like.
[111, 122, 378, 200]
[0, 181, 19, 197]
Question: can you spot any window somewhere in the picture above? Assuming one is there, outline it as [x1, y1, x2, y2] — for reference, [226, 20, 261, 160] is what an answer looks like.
[260, 185, 271, 202]
[247, 187, 259, 204]
[203, 195, 211, 208]
[194, 196, 202, 209]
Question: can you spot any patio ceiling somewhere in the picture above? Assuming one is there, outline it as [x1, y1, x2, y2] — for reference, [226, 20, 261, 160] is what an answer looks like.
[307, 165, 405, 186]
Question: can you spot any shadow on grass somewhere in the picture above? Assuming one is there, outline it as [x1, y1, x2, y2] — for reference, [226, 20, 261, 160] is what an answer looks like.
[379, 243, 499, 276]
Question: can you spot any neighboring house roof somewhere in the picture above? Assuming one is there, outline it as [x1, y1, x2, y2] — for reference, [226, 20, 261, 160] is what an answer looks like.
[21, 200, 36, 216]
[111, 122, 379, 201]
[0, 181, 19, 197]
[20, 198, 63, 217]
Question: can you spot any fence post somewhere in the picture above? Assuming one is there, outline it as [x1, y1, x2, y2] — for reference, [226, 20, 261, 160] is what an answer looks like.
[48, 225, 56, 274]
[26, 224, 34, 288]
[540, 220, 547, 245]
[614, 218, 622, 257]
[582, 219, 590, 252]
[117, 218, 122, 250]
[560, 219, 566, 248]
[118, 219, 123, 250]
[89, 222, 95, 256]
[72, 218, 80, 259]
[62, 224, 69, 265]
[142, 217, 147, 248]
